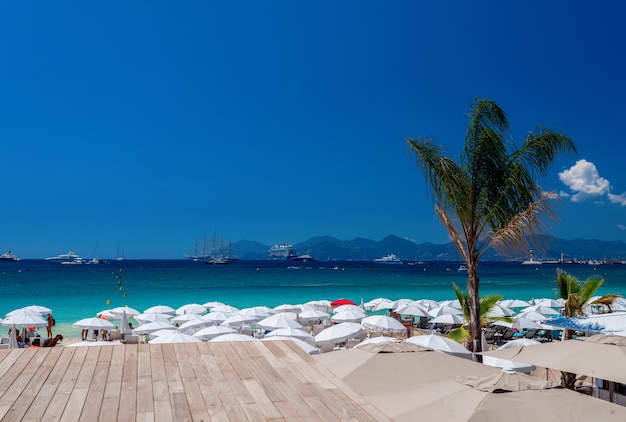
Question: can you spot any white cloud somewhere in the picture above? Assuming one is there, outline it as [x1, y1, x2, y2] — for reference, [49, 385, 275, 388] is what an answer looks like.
[609, 193, 626, 206]
[558, 190, 570, 198]
[619, 224, 626, 230]
[559, 159, 611, 202]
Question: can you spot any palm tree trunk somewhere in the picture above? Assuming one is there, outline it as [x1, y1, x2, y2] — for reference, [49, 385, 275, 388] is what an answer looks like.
[560, 328, 577, 389]
[467, 265, 482, 362]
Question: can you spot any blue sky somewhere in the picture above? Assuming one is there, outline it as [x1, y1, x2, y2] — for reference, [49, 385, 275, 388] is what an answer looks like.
[1, 2, 625, 258]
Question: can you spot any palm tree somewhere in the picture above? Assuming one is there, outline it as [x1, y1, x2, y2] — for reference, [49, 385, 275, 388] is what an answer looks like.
[555, 268, 620, 388]
[447, 282, 512, 350]
[407, 98, 576, 359]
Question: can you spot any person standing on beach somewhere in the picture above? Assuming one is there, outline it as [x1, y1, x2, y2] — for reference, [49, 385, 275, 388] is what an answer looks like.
[46, 313, 54, 337]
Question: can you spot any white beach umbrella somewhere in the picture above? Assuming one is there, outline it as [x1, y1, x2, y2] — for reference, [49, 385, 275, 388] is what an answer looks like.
[273, 304, 302, 313]
[486, 304, 514, 317]
[521, 304, 560, 316]
[208, 333, 257, 342]
[428, 305, 462, 318]
[406, 334, 472, 358]
[211, 304, 239, 314]
[361, 315, 407, 334]
[132, 321, 176, 335]
[531, 298, 564, 307]
[149, 331, 201, 344]
[333, 304, 364, 314]
[2, 309, 48, 327]
[355, 336, 401, 347]
[143, 305, 176, 315]
[5, 308, 42, 319]
[178, 319, 214, 333]
[395, 304, 428, 317]
[303, 300, 332, 313]
[261, 336, 319, 355]
[500, 299, 531, 308]
[202, 301, 225, 310]
[298, 310, 330, 322]
[429, 314, 465, 325]
[512, 316, 544, 330]
[490, 320, 513, 329]
[149, 329, 180, 338]
[314, 322, 365, 346]
[192, 326, 237, 341]
[372, 300, 395, 312]
[516, 311, 549, 322]
[439, 299, 462, 309]
[22, 305, 52, 315]
[97, 309, 117, 319]
[72, 317, 116, 330]
[264, 328, 315, 344]
[108, 306, 141, 317]
[7, 324, 18, 349]
[331, 309, 366, 323]
[220, 314, 260, 328]
[202, 311, 232, 325]
[414, 299, 439, 310]
[171, 313, 205, 325]
[498, 338, 542, 349]
[274, 311, 298, 321]
[175, 303, 207, 316]
[257, 314, 303, 331]
[134, 313, 172, 324]
[389, 298, 414, 309]
[363, 298, 392, 311]
[239, 307, 272, 319]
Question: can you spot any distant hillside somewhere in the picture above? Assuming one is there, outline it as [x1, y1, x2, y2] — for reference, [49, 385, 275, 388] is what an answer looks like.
[233, 235, 626, 261]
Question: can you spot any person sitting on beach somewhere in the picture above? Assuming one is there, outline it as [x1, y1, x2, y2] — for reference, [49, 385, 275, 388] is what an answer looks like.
[43, 334, 63, 347]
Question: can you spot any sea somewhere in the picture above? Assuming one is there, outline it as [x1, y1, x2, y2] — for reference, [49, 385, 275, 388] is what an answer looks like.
[2, 259, 625, 338]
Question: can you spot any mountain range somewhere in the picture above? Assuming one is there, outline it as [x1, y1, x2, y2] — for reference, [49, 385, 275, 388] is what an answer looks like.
[233, 235, 626, 261]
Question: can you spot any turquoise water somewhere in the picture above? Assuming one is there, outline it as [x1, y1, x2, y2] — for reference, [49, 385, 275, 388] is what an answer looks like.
[1, 259, 625, 338]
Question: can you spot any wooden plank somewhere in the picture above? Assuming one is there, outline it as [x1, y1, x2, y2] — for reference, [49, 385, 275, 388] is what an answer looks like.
[191, 343, 230, 422]
[150, 345, 173, 422]
[98, 346, 125, 422]
[178, 344, 210, 421]
[241, 379, 283, 420]
[0, 348, 37, 403]
[161, 344, 191, 421]
[211, 344, 255, 405]
[39, 346, 90, 421]
[0, 347, 59, 421]
[78, 359, 110, 421]
[21, 347, 75, 421]
[137, 344, 155, 417]
[118, 344, 138, 422]
[199, 344, 247, 421]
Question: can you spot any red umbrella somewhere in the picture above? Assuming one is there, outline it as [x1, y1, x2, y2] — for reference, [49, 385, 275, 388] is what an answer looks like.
[330, 299, 356, 307]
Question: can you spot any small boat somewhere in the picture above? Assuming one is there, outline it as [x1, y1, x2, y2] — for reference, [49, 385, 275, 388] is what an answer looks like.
[291, 254, 314, 262]
[457, 264, 468, 272]
[61, 258, 86, 265]
[0, 250, 21, 261]
[373, 254, 403, 264]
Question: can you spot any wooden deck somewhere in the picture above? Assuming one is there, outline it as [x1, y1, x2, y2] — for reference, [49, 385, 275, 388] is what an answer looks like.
[0, 341, 389, 421]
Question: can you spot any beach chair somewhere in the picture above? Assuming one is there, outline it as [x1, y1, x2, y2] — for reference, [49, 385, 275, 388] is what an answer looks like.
[319, 343, 335, 353]
[109, 330, 121, 341]
[524, 329, 538, 339]
[346, 338, 361, 348]
[123, 335, 139, 344]
[484, 330, 496, 345]
[497, 329, 515, 345]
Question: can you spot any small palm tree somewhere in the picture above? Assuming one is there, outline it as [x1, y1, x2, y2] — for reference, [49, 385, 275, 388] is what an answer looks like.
[447, 283, 512, 350]
[407, 98, 576, 359]
[555, 268, 621, 388]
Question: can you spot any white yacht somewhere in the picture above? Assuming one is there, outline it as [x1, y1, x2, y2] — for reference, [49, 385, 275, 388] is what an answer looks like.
[0, 250, 21, 261]
[373, 254, 403, 264]
[45, 250, 82, 263]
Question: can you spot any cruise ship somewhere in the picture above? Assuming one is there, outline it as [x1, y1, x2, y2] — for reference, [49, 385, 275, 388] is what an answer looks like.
[268, 243, 298, 259]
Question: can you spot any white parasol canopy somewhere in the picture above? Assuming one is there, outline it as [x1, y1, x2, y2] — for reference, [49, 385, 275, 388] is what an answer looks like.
[406, 334, 472, 358]
[264, 328, 315, 344]
[132, 321, 176, 335]
[331, 309, 366, 323]
[257, 314, 303, 331]
[298, 310, 331, 322]
[192, 326, 237, 341]
[208, 333, 257, 342]
[72, 317, 117, 330]
[175, 303, 207, 316]
[143, 305, 176, 314]
[429, 314, 465, 325]
[149, 331, 202, 344]
[314, 322, 365, 346]
[361, 315, 407, 334]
